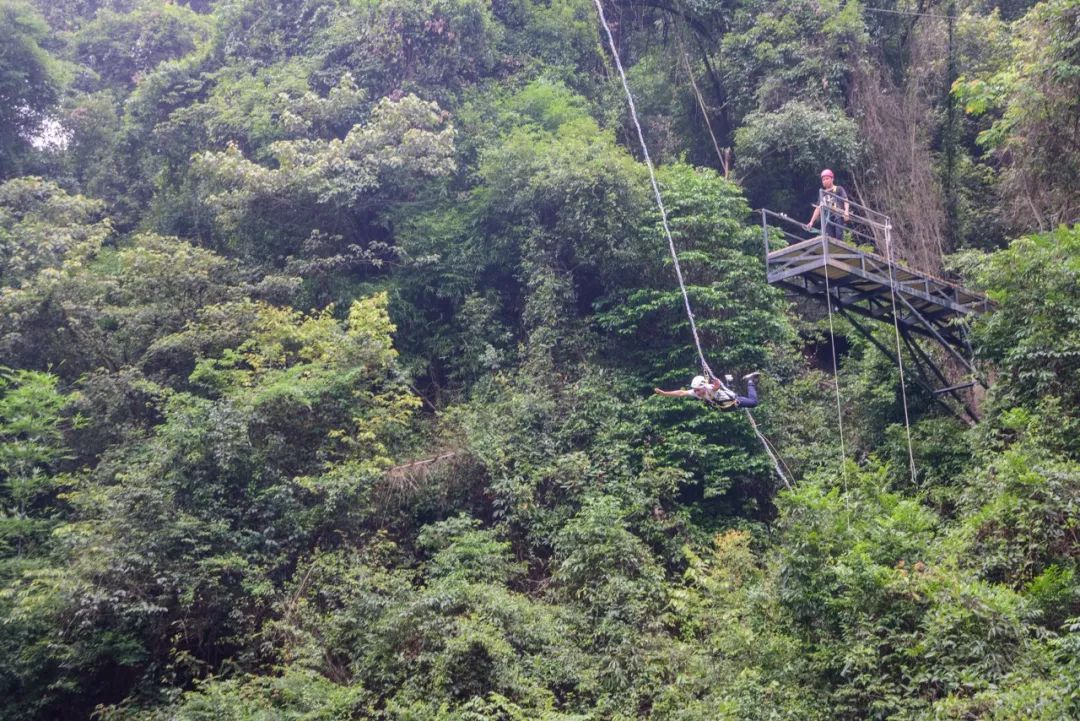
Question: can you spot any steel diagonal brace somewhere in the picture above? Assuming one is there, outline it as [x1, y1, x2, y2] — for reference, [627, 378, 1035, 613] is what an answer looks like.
[894, 293, 985, 387]
[898, 328, 980, 423]
[835, 305, 974, 426]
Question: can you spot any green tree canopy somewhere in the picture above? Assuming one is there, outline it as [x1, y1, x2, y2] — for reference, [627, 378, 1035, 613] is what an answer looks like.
[0, 1, 65, 176]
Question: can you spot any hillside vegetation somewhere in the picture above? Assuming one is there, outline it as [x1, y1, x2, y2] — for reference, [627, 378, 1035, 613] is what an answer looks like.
[1, 0, 1078, 719]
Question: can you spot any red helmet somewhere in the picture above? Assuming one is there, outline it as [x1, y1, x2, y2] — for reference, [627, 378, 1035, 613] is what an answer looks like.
[820, 169, 834, 178]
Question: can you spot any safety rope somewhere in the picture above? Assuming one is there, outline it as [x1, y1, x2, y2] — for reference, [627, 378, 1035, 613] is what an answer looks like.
[818, 221, 849, 480]
[746, 410, 793, 490]
[884, 227, 918, 484]
[592, 0, 714, 381]
[711, 375, 793, 490]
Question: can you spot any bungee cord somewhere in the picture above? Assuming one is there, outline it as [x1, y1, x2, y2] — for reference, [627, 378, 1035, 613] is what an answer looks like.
[816, 199, 919, 487]
[592, 0, 714, 381]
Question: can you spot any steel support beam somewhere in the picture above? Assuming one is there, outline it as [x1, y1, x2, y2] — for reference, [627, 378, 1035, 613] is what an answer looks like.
[894, 293, 985, 386]
[835, 305, 973, 425]
[898, 327, 980, 423]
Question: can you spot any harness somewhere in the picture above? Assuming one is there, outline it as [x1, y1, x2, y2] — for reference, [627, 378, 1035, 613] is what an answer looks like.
[702, 381, 739, 410]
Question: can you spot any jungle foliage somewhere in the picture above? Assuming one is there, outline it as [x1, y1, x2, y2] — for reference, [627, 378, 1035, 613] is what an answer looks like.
[0, 0, 1078, 719]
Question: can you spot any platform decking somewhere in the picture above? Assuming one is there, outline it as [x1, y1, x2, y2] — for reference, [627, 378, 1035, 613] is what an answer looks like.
[766, 236, 991, 353]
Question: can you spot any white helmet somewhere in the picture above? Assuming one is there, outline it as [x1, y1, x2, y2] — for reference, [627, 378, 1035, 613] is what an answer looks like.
[691, 375, 709, 389]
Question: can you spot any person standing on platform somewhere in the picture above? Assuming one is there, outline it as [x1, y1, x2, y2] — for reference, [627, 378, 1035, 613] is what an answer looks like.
[807, 169, 850, 240]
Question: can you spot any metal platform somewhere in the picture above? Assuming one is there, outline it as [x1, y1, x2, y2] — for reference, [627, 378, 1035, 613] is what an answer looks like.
[766, 235, 991, 348]
[760, 201, 992, 422]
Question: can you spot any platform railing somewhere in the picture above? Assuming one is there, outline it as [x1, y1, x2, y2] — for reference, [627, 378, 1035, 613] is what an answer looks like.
[758, 208, 811, 259]
[817, 189, 894, 250]
[758, 193, 891, 257]
[760, 204, 993, 314]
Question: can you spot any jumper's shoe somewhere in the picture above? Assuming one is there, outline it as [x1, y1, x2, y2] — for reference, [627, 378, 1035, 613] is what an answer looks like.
[742, 371, 761, 382]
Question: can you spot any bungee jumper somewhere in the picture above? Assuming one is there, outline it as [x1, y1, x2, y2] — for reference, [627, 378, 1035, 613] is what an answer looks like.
[592, 0, 790, 486]
[654, 372, 761, 410]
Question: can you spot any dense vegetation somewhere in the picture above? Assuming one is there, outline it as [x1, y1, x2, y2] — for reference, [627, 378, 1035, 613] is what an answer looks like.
[1, 0, 1078, 719]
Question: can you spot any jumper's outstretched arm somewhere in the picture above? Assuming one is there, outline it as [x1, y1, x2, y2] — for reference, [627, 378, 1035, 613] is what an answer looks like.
[654, 388, 695, 397]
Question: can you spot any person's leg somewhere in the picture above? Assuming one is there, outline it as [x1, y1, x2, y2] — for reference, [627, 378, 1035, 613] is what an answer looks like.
[826, 220, 845, 240]
[736, 380, 758, 408]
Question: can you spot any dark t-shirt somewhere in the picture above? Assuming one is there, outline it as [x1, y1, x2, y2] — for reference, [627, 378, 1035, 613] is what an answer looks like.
[822, 186, 848, 221]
